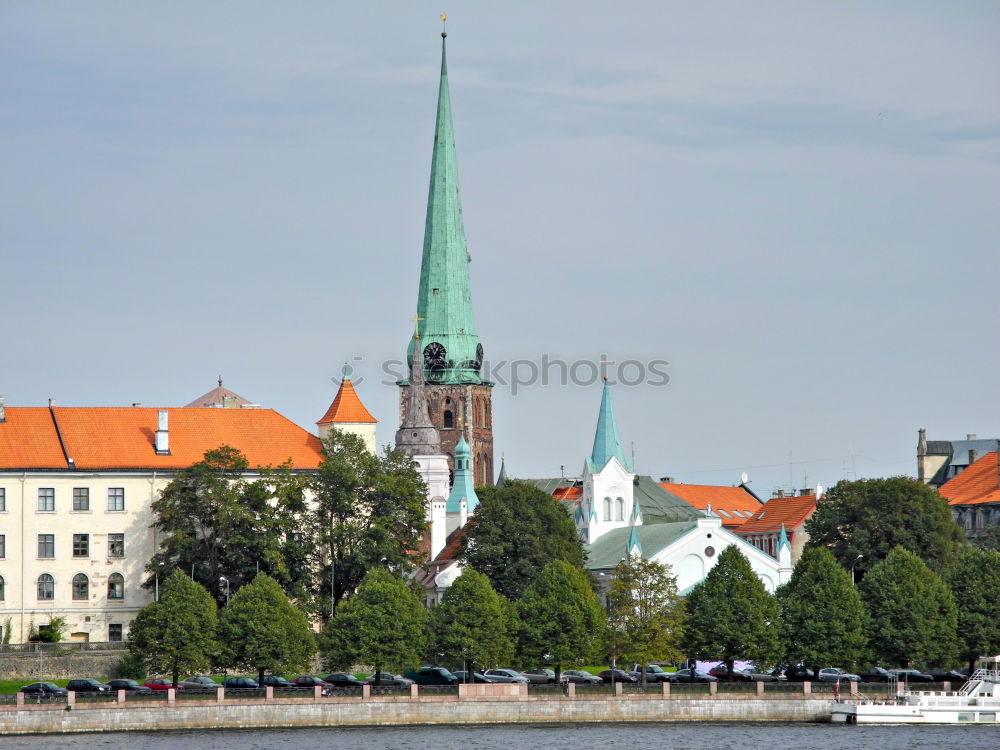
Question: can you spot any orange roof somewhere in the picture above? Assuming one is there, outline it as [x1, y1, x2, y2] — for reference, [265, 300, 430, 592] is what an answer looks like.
[0, 406, 324, 470]
[553, 486, 583, 501]
[738, 494, 816, 534]
[659, 482, 762, 527]
[940, 452, 1000, 506]
[317, 379, 377, 425]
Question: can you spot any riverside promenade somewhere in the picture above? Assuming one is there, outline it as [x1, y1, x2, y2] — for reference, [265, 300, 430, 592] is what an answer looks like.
[0, 682, 837, 735]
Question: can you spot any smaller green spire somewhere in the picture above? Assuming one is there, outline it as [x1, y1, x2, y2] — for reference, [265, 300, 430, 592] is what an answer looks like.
[446, 431, 479, 513]
[496, 455, 508, 485]
[588, 381, 633, 473]
[777, 524, 790, 552]
[627, 526, 642, 557]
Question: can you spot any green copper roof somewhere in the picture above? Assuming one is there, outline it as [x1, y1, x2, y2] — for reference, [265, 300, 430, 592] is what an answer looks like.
[587, 383, 633, 473]
[406, 36, 485, 385]
[446, 433, 479, 513]
[586, 522, 698, 570]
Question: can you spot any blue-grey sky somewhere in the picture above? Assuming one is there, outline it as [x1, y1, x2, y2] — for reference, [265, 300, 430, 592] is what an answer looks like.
[3, 2, 998, 496]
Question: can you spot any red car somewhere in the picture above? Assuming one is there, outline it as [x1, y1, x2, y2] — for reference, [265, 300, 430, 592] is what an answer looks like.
[143, 678, 184, 691]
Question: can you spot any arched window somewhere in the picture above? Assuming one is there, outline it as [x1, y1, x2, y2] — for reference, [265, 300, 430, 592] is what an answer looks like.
[72, 573, 89, 601]
[443, 410, 454, 429]
[37, 574, 54, 601]
[615, 497, 624, 522]
[108, 573, 124, 600]
[0, 574, 5, 601]
[603, 497, 612, 521]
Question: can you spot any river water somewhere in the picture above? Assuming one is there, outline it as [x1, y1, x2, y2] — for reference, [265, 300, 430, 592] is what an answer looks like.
[3, 723, 998, 749]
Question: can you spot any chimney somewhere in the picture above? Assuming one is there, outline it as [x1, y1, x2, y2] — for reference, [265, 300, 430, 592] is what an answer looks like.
[969, 449, 978, 466]
[660, 476, 676, 484]
[917, 428, 927, 482]
[968, 434, 977, 440]
[0, 396, 5, 423]
[48, 398, 56, 407]
[155, 410, 170, 455]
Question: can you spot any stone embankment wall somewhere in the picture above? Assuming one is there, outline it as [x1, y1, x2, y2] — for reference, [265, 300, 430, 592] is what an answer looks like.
[0, 694, 832, 735]
[0, 651, 122, 680]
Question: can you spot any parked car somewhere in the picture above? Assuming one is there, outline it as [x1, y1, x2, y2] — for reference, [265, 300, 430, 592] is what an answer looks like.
[106, 679, 153, 694]
[65, 679, 110, 694]
[322, 673, 366, 687]
[889, 669, 935, 683]
[782, 666, 815, 681]
[523, 669, 557, 684]
[20, 682, 69, 696]
[483, 669, 529, 683]
[261, 676, 298, 689]
[599, 669, 639, 684]
[859, 666, 894, 682]
[144, 678, 183, 691]
[561, 670, 603, 685]
[182, 676, 219, 692]
[222, 677, 260, 689]
[629, 665, 672, 683]
[363, 672, 413, 687]
[817, 668, 861, 683]
[404, 667, 459, 685]
[453, 671, 496, 683]
[666, 669, 717, 684]
[708, 664, 751, 681]
[291, 675, 333, 689]
[928, 669, 968, 682]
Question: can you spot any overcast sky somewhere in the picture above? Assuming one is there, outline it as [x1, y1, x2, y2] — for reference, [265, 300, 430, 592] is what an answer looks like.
[3, 2, 998, 496]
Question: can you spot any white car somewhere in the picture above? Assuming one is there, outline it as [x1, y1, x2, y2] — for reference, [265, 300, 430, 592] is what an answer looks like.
[818, 668, 861, 682]
[484, 669, 529, 683]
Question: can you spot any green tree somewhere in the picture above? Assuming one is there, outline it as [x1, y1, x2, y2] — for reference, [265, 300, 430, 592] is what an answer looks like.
[431, 569, 514, 679]
[128, 571, 218, 687]
[605, 556, 685, 682]
[459, 480, 586, 599]
[310, 430, 428, 621]
[860, 546, 957, 668]
[146, 446, 312, 605]
[973, 525, 1000, 553]
[319, 569, 427, 680]
[805, 477, 966, 577]
[518, 560, 606, 682]
[946, 547, 1000, 676]
[777, 547, 867, 677]
[682, 546, 781, 677]
[218, 573, 317, 685]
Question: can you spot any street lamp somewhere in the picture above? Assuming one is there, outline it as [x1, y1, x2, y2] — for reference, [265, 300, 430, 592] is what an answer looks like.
[219, 576, 230, 605]
[850, 555, 864, 585]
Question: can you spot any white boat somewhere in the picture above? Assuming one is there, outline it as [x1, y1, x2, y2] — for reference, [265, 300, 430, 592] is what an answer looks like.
[832, 656, 1000, 724]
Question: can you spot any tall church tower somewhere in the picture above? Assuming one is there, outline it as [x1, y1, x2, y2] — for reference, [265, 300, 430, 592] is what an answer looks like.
[399, 31, 494, 486]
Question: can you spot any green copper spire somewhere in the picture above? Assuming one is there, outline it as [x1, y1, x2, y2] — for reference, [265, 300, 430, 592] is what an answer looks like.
[406, 33, 485, 384]
[587, 381, 634, 473]
[446, 431, 480, 513]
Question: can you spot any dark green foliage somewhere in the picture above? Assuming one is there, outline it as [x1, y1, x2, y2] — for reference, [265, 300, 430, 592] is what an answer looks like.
[218, 573, 317, 685]
[128, 571, 218, 686]
[309, 430, 428, 620]
[114, 651, 148, 680]
[431, 569, 514, 676]
[319, 569, 427, 675]
[518, 560, 606, 681]
[860, 546, 957, 668]
[973, 525, 1000, 553]
[778, 547, 867, 676]
[946, 547, 1000, 675]
[805, 477, 966, 577]
[146, 446, 312, 606]
[682, 546, 781, 677]
[606, 556, 685, 678]
[459, 480, 586, 599]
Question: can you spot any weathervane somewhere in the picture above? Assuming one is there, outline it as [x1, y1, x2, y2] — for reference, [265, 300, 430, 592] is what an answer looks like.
[411, 314, 425, 339]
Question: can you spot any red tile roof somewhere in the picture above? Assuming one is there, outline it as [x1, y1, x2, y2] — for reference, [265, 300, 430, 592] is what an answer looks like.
[738, 494, 816, 534]
[0, 406, 324, 470]
[553, 486, 583, 501]
[317, 379, 377, 425]
[939, 452, 1000, 506]
[659, 482, 761, 527]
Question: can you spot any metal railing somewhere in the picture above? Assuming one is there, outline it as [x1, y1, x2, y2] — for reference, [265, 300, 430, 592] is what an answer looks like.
[0, 641, 128, 654]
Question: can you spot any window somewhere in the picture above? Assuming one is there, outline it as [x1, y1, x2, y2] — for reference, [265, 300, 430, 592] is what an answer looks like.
[107, 488, 124, 512]
[73, 487, 90, 511]
[108, 573, 124, 600]
[108, 533, 124, 558]
[37, 573, 54, 600]
[37, 487, 55, 512]
[108, 623, 123, 642]
[0, 534, 4, 558]
[72, 573, 89, 600]
[615, 497, 624, 522]
[0, 574, 5, 600]
[73, 534, 89, 557]
[0, 487, 5, 511]
[603, 497, 612, 522]
[37, 534, 54, 558]
[443, 410, 454, 429]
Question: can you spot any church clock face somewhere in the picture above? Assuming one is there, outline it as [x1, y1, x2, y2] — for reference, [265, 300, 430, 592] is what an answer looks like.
[423, 342, 447, 380]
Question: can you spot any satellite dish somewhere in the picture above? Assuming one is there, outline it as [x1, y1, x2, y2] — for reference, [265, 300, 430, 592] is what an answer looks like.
[740, 472, 749, 485]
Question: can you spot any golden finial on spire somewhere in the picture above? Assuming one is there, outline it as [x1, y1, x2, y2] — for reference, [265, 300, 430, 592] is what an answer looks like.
[440, 12, 447, 37]
[410, 314, 424, 339]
